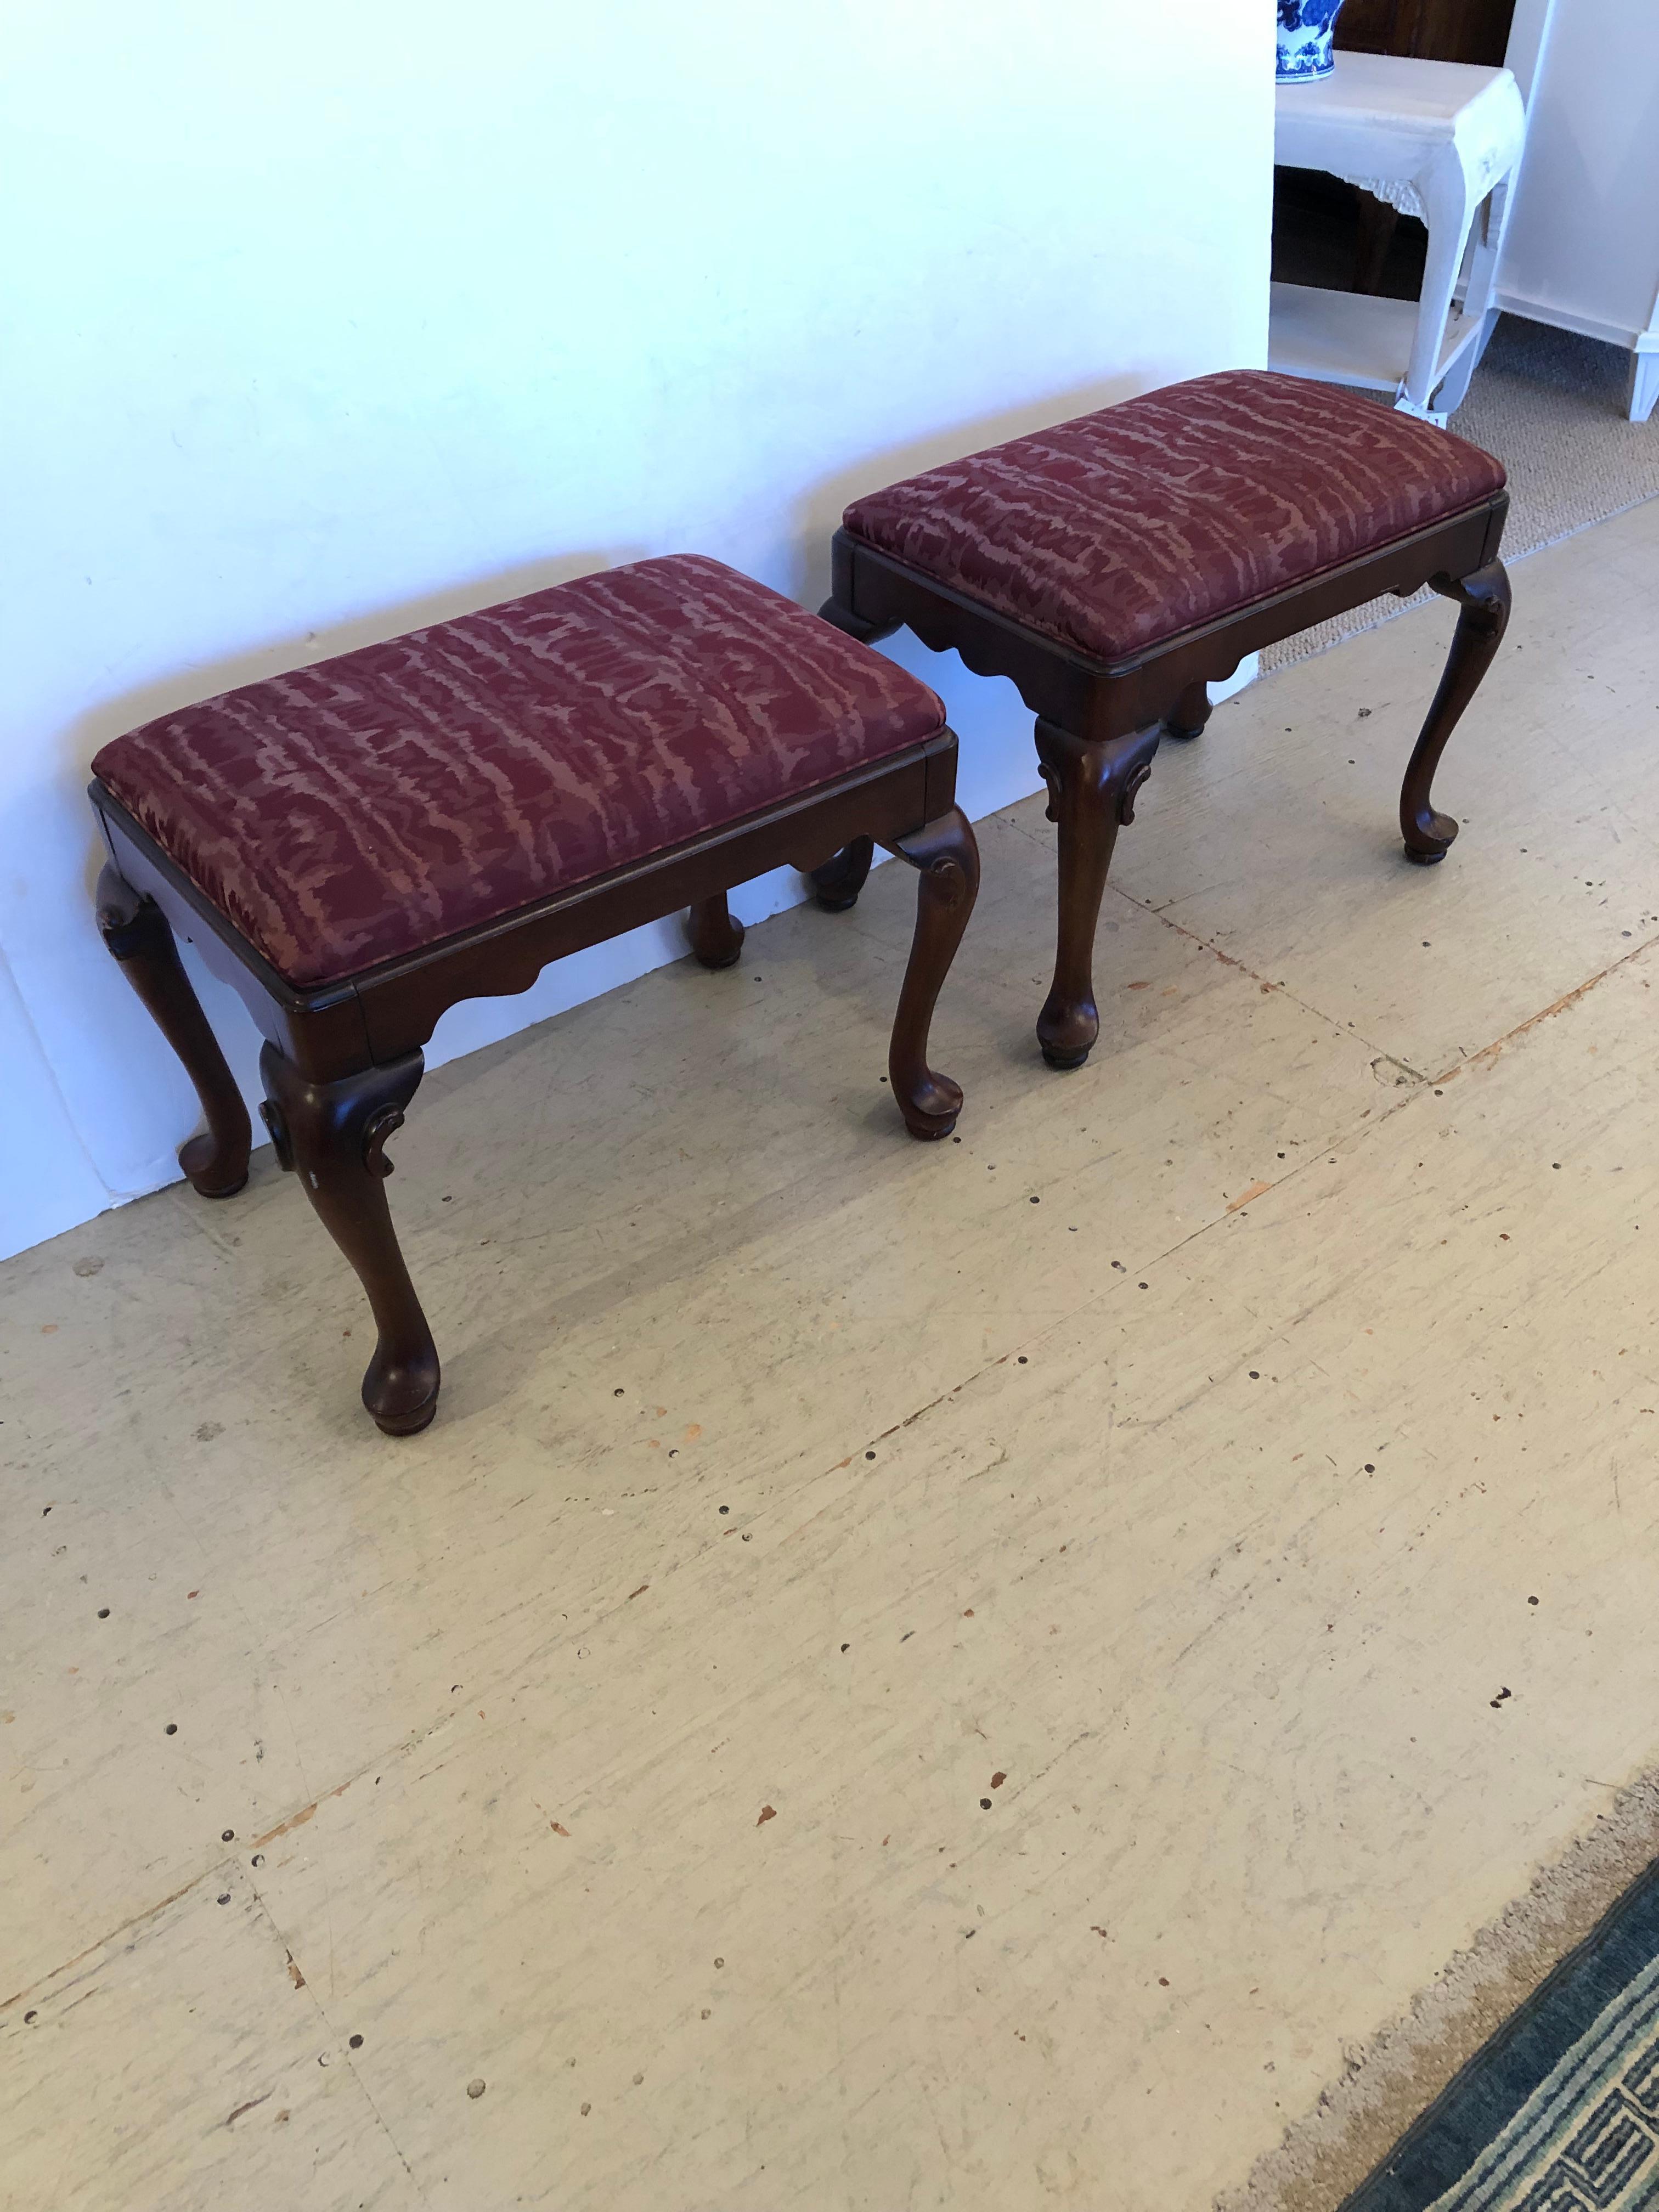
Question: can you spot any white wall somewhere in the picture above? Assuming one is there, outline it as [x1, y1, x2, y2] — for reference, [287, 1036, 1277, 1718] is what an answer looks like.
[0, 0, 1273, 1262]
[1498, 0, 1659, 349]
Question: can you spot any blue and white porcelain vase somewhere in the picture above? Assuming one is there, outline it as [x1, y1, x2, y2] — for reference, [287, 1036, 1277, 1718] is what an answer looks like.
[1277, 0, 1345, 82]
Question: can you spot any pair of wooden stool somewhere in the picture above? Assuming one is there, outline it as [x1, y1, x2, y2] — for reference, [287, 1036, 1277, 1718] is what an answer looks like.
[92, 371, 1511, 1433]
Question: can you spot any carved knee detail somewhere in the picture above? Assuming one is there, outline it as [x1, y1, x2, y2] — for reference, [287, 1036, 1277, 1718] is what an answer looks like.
[1039, 761, 1061, 823]
[259, 1046, 438, 1436]
[97, 888, 161, 964]
[259, 1098, 295, 1173]
[1432, 563, 1511, 640]
[1034, 720, 1160, 1070]
[917, 850, 970, 911]
[362, 1104, 407, 1177]
[1117, 758, 1154, 825]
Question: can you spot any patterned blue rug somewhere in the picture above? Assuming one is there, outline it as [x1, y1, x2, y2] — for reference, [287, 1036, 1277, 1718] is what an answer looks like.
[1342, 1864, 1659, 2212]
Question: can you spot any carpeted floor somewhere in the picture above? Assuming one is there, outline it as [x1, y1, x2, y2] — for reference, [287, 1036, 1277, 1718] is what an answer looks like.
[1264, 314, 1659, 674]
[1454, 319, 1659, 560]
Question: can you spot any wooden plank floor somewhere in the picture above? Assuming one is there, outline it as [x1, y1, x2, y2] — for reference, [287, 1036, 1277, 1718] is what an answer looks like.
[4, 496, 1657, 2211]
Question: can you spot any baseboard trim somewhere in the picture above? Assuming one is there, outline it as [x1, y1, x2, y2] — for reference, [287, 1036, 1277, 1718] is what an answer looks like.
[1493, 295, 1643, 353]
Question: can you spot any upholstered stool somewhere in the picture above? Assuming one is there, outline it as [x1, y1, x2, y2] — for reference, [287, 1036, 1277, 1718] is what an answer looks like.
[818, 369, 1510, 1068]
[91, 555, 979, 1435]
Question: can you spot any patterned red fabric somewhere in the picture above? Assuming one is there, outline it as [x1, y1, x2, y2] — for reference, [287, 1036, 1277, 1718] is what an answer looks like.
[843, 370, 1506, 662]
[94, 555, 944, 987]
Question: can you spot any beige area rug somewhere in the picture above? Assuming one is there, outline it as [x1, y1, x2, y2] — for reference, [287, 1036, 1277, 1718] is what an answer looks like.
[1263, 316, 1659, 675]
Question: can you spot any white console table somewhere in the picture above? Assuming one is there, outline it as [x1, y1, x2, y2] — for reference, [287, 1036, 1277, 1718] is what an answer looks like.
[1271, 53, 1527, 425]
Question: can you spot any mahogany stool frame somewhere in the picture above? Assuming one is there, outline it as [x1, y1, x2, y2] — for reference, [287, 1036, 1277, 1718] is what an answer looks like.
[818, 492, 1509, 1069]
[91, 727, 978, 1436]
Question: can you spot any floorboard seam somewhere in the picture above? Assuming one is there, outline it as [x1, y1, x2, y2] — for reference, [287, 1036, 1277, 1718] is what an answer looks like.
[1103, 881, 1436, 1076]
[1434, 931, 1659, 1083]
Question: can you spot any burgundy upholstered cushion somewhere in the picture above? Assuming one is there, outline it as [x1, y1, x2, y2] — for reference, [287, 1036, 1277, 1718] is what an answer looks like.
[843, 370, 1506, 662]
[94, 555, 944, 988]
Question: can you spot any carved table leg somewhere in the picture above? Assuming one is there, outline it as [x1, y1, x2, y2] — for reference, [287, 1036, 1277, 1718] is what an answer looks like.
[259, 1044, 439, 1436]
[95, 865, 252, 1197]
[1163, 680, 1213, 743]
[1034, 719, 1161, 1070]
[882, 806, 981, 1140]
[809, 836, 875, 913]
[1401, 560, 1511, 864]
[685, 893, 745, 969]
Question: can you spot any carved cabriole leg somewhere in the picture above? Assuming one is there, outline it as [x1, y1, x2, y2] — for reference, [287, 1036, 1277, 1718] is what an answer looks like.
[258, 1045, 439, 1437]
[94, 865, 252, 1197]
[1034, 718, 1161, 1070]
[1163, 679, 1213, 743]
[1401, 560, 1511, 865]
[809, 836, 875, 913]
[882, 806, 980, 1141]
[685, 893, 745, 969]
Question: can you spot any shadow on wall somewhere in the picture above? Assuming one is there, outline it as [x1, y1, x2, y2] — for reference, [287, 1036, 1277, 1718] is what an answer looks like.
[74, 359, 1166, 943]
[76, 359, 1165, 880]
